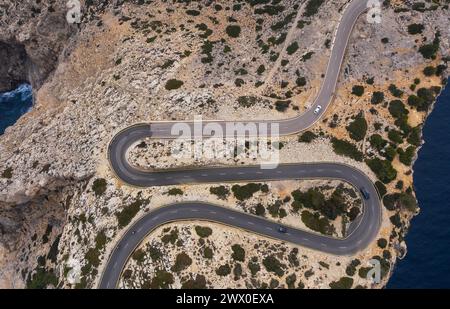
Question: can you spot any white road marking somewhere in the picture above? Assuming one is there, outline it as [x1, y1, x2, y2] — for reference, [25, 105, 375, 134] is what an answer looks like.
[228, 216, 235, 220]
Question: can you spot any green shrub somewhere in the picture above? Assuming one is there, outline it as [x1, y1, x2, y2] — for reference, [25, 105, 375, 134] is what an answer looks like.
[366, 158, 397, 184]
[388, 129, 403, 144]
[301, 211, 333, 235]
[286, 42, 299, 55]
[150, 270, 174, 289]
[351, 85, 365, 97]
[423, 66, 436, 76]
[370, 134, 387, 152]
[419, 43, 439, 59]
[371, 91, 385, 104]
[92, 178, 107, 197]
[1, 167, 12, 179]
[253, 203, 265, 216]
[377, 238, 388, 249]
[210, 186, 229, 199]
[231, 244, 245, 262]
[388, 100, 408, 119]
[237, 96, 257, 108]
[232, 183, 263, 201]
[167, 188, 183, 196]
[298, 131, 317, 143]
[262, 255, 285, 277]
[383, 193, 400, 211]
[329, 277, 353, 289]
[95, 231, 107, 251]
[85, 247, 101, 267]
[347, 113, 368, 141]
[195, 226, 212, 238]
[171, 253, 192, 272]
[248, 259, 261, 276]
[165, 79, 184, 90]
[345, 259, 361, 276]
[383, 146, 398, 161]
[398, 146, 416, 166]
[296, 76, 307, 87]
[398, 192, 417, 212]
[388, 84, 404, 98]
[186, 9, 200, 16]
[132, 249, 146, 264]
[226, 25, 241, 38]
[203, 247, 213, 259]
[407, 23, 424, 35]
[331, 138, 363, 161]
[275, 100, 290, 112]
[301, 51, 314, 61]
[256, 65, 265, 75]
[216, 264, 231, 276]
[407, 126, 422, 146]
[304, 0, 325, 17]
[27, 268, 59, 289]
[116, 199, 146, 228]
[181, 274, 206, 289]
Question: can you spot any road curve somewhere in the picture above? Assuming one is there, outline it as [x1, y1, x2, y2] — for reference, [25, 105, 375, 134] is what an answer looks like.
[100, 163, 380, 288]
[101, 0, 381, 289]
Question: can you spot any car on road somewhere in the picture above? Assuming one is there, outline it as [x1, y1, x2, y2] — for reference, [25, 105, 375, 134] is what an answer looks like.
[314, 105, 323, 114]
[278, 226, 288, 234]
[360, 187, 370, 200]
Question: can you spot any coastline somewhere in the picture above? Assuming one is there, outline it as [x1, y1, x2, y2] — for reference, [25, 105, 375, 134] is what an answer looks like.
[388, 81, 450, 288]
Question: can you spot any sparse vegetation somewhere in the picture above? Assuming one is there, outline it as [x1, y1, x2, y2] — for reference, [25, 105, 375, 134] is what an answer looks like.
[165, 79, 184, 90]
[116, 199, 147, 228]
[231, 244, 245, 262]
[329, 277, 353, 289]
[263, 255, 285, 277]
[366, 158, 397, 184]
[351, 85, 365, 97]
[171, 253, 192, 272]
[92, 178, 107, 197]
[299, 131, 317, 143]
[226, 24, 241, 38]
[195, 226, 212, 238]
[347, 113, 368, 141]
[210, 186, 230, 200]
[331, 138, 363, 161]
[1, 167, 12, 179]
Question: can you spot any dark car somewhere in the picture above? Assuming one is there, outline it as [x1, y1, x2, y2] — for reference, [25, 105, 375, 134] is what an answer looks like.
[360, 187, 370, 200]
[278, 226, 288, 234]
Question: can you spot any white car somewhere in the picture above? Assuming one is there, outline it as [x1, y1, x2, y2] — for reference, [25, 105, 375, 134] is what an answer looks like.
[314, 105, 323, 114]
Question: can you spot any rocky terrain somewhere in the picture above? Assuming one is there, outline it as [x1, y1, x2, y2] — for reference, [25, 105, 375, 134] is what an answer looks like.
[0, 0, 448, 289]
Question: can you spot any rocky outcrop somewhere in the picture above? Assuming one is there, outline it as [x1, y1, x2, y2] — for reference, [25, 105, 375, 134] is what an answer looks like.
[0, 0, 76, 91]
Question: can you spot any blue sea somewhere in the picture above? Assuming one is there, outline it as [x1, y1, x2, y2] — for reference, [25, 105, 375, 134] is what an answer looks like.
[1, 82, 450, 288]
[388, 83, 450, 289]
[0, 84, 33, 135]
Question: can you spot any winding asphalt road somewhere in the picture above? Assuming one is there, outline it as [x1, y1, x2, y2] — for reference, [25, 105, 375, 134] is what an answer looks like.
[100, 0, 381, 288]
